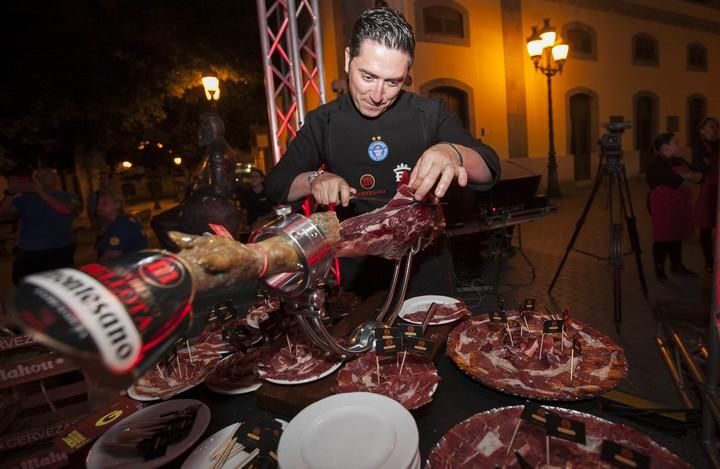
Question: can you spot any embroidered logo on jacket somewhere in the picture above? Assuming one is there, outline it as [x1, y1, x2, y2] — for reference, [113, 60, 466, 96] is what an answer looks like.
[367, 136, 389, 162]
[393, 163, 412, 186]
[359, 174, 376, 190]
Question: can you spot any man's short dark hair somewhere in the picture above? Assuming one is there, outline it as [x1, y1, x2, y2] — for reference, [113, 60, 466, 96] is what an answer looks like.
[349, 7, 415, 64]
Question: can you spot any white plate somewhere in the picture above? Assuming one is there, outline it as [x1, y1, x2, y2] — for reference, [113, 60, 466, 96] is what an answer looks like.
[87, 399, 210, 469]
[182, 418, 288, 469]
[263, 361, 343, 385]
[126, 381, 199, 402]
[278, 392, 418, 469]
[409, 448, 420, 469]
[398, 295, 462, 325]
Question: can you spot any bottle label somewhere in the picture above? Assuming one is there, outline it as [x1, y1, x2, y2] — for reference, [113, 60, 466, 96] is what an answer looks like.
[14, 251, 194, 379]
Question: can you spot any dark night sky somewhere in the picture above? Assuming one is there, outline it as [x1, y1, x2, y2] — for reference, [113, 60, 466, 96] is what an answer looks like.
[0, 1, 267, 169]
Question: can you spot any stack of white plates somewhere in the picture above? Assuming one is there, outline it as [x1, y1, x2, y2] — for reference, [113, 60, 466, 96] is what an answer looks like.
[278, 392, 419, 469]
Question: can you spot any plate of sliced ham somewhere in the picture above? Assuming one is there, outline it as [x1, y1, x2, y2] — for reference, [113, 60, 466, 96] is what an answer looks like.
[447, 311, 627, 400]
[256, 335, 344, 385]
[128, 344, 221, 401]
[426, 406, 691, 468]
[399, 295, 470, 326]
[335, 352, 440, 409]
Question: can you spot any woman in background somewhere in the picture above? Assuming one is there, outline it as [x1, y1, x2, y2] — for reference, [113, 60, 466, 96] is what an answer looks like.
[692, 117, 719, 272]
[646, 133, 702, 280]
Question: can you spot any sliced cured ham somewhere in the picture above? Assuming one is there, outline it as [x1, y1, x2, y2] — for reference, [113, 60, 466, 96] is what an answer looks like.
[447, 312, 627, 400]
[170, 185, 444, 291]
[255, 335, 343, 383]
[335, 352, 440, 409]
[335, 185, 444, 260]
[129, 345, 221, 400]
[402, 302, 470, 324]
[427, 406, 691, 468]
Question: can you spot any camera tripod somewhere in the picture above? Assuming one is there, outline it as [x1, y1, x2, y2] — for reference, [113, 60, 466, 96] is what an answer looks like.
[548, 147, 648, 332]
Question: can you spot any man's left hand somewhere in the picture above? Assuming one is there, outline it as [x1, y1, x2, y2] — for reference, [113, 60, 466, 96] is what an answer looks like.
[408, 143, 468, 200]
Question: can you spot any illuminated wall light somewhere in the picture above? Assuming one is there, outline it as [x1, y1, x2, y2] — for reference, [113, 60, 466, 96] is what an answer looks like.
[121, 161, 133, 169]
[173, 157, 182, 166]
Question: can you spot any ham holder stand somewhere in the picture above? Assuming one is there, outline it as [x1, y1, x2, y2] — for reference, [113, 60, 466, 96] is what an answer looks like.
[249, 205, 422, 356]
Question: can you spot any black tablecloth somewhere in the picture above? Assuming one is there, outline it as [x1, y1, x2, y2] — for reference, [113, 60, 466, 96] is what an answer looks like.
[160, 287, 708, 467]
[168, 351, 706, 467]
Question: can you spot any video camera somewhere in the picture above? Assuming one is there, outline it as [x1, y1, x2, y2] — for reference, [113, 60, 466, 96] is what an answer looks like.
[599, 120, 632, 163]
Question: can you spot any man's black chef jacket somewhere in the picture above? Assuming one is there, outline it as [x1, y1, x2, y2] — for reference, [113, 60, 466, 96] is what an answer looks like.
[266, 91, 501, 297]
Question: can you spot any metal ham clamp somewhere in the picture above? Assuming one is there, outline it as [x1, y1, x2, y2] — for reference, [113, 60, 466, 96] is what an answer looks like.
[250, 205, 424, 356]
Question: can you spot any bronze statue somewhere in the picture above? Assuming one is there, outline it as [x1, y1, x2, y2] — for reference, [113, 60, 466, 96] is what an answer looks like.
[151, 113, 244, 249]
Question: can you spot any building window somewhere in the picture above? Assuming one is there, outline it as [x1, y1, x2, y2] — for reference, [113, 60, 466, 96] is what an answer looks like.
[562, 22, 597, 60]
[424, 6, 463, 37]
[415, 1, 469, 46]
[632, 33, 658, 66]
[687, 43, 708, 71]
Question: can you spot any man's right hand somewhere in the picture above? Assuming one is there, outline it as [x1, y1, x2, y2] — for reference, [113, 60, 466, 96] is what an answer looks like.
[310, 171, 356, 207]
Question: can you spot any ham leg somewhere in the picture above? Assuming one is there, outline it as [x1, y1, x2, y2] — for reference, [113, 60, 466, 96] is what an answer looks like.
[172, 185, 445, 291]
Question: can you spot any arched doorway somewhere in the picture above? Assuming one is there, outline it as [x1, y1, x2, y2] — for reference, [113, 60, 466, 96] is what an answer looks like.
[687, 94, 707, 146]
[569, 92, 594, 180]
[428, 86, 470, 129]
[634, 92, 658, 171]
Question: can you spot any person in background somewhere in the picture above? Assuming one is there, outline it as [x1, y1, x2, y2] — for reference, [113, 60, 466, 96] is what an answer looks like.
[242, 168, 274, 227]
[646, 133, 702, 280]
[692, 117, 719, 272]
[86, 170, 111, 231]
[96, 192, 147, 260]
[0, 167, 81, 284]
[265, 7, 500, 297]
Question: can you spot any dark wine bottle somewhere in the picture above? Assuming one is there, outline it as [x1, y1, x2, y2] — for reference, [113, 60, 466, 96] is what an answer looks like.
[13, 250, 195, 387]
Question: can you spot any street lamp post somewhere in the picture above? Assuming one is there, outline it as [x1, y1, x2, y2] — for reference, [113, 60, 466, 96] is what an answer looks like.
[526, 19, 569, 198]
[202, 75, 221, 109]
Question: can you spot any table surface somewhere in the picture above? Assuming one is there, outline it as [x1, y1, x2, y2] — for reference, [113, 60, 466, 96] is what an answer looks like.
[163, 291, 707, 468]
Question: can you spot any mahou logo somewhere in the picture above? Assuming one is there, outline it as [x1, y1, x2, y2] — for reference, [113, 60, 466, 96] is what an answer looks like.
[139, 257, 185, 288]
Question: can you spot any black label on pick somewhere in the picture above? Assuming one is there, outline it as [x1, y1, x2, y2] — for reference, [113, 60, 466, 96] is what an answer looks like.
[404, 336, 434, 356]
[543, 319, 564, 334]
[545, 414, 586, 445]
[373, 327, 401, 341]
[489, 311, 507, 324]
[520, 403, 555, 428]
[601, 440, 650, 468]
[374, 337, 401, 356]
[396, 324, 421, 338]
